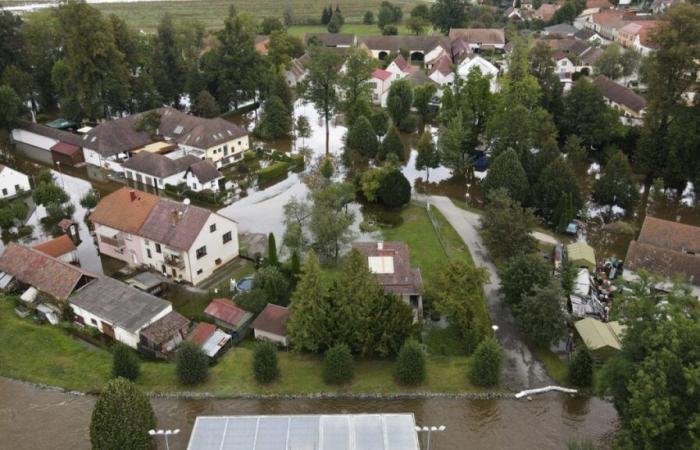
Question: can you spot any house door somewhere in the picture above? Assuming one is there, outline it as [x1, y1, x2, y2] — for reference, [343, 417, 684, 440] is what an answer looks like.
[101, 322, 115, 339]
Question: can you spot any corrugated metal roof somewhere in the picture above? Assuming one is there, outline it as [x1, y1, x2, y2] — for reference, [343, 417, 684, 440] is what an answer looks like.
[186, 414, 420, 450]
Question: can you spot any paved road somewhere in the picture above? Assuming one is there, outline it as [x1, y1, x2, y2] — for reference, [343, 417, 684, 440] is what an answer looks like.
[426, 196, 553, 390]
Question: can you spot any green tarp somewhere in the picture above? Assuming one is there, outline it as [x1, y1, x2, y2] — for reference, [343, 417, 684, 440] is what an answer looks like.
[567, 242, 596, 270]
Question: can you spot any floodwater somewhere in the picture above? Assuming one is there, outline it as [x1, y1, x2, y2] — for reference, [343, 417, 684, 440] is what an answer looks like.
[0, 378, 618, 450]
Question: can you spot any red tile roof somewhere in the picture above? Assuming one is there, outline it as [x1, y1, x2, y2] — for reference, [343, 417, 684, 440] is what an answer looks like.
[50, 142, 81, 156]
[373, 68, 392, 81]
[89, 187, 159, 234]
[638, 216, 700, 253]
[187, 322, 217, 346]
[204, 298, 252, 328]
[251, 304, 289, 337]
[32, 235, 76, 258]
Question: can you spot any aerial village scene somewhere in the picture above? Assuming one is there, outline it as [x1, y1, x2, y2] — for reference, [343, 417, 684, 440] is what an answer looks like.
[0, 0, 698, 448]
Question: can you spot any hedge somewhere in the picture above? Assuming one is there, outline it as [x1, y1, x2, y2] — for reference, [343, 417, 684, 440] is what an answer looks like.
[258, 161, 289, 184]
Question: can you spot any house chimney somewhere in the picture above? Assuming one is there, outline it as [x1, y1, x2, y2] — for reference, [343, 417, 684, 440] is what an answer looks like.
[129, 190, 137, 202]
[377, 241, 383, 251]
[171, 210, 180, 225]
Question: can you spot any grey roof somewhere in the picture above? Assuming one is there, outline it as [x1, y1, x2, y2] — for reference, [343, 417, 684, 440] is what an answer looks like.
[593, 75, 647, 113]
[405, 70, 439, 88]
[138, 199, 212, 251]
[15, 120, 85, 147]
[122, 152, 201, 178]
[359, 35, 449, 53]
[177, 117, 247, 150]
[187, 160, 222, 184]
[544, 24, 578, 36]
[304, 33, 355, 47]
[575, 28, 597, 40]
[70, 277, 171, 333]
[186, 414, 420, 450]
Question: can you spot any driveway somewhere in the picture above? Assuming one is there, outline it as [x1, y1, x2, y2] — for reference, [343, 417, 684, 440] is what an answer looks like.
[426, 196, 554, 390]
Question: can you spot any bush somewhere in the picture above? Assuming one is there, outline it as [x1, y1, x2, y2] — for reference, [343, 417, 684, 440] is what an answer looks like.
[80, 190, 99, 209]
[90, 378, 156, 450]
[470, 337, 502, 387]
[111, 345, 140, 381]
[175, 341, 209, 385]
[235, 288, 268, 314]
[253, 341, 279, 384]
[378, 170, 411, 208]
[244, 150, 256, 161]
[323, 343, 354, 385]
[395, 341, 426, 386]
[258, 161, 289, 184]
[568, 347, 593, 387]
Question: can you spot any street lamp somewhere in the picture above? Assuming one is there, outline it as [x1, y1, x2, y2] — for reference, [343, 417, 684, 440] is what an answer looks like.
[56, 161, 66, 190]
[149, 429, 180, 450]
[492, 325, 499, 332]
[415, 425, 446, 450]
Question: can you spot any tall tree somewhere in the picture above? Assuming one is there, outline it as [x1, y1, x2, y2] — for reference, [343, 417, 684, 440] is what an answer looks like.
[500, 252, 552, 307]
[534, 156, 582, 221]
[267, 30, 305, 68]
[592, 149, 639, 210]
[21, 11, 61, 111]
[0, 85, 21, 130]
[386, 79, 414, 131]
[309, 182, 355, 263]
[483, 148, 529, 205]
[379, 126, 405, 161]
[193, 90, 220, 118]
[301, 46, 343, 155]
[514, 279, 567, 348]
[287, 252, 329, 352]
[345, 115, 379, 158]
[595, 44, 641, 80]
[415, 132, 440, 180]
[480, 188, 538, 260]
[439, 114, 471, 174]
[151, 14, 185, 106]
[340, 47, 376, 114]
[528, 41, 564, 119]
[561, 78, 617, 149]
[413, 84, 437, 122]
[0, 11, 24, 77]
[430, 0, 466, 34]
[255, 96, 292, 139]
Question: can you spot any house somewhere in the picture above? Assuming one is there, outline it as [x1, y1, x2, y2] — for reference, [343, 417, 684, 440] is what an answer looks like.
[123, 152, 222, 192]
[10, 120, 85, 165]
[90, 188, 239, 285]
[552, 51, 574, 90]
[504, 7, 525, 21]
[32, 234, 78, 264]
[448, 28, 506, 53]
[185, 160, 224, 192]
[285, 53, 310, 87]
[305, 33, 356, 48]
[586, 0, 613, 9]
[0, 165, 30, 199]
[404, 70, 439, 90]
[251, 303, 290, 346]
[593, 75, 647, 125]
[457, 56, 499, 92]
[386, 54, 416, 78]
[624, 216, 700, 296]
[187, 322, 231, 358]
[574, 318, 625, 362]
[254, 35, 271, 55]
[617, 21, 658, 55]
[359, 36, 450, 63]
[370, 68, 394, 106]
[69, 276, 173, 349]
[567, 242, 596, 270]
[138, 310, 191, 359]
[186, 414, 421, 450]
[0, 243, 96, 301]
[533, 4, 560, 22]
[574, 28, 603, 44]
[582, 10, 627, 41]
[203, 298, 253, 336]
[351, 241, 423, 319]
[543, 24, 579, 38]
[429, 54, 455, 87]
[81, 107, 249, 172]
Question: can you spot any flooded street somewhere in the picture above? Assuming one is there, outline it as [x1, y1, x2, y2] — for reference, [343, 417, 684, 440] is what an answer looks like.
[0, 378, 617, 450]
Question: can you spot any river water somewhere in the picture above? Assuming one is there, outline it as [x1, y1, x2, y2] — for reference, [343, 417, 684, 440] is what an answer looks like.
[0, 378, 617, 450]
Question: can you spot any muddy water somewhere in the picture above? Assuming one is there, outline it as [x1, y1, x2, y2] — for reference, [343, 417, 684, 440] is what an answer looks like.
[0, 378, 617, 450]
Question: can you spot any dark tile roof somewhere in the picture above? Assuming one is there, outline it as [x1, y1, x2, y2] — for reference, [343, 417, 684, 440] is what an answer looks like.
[122, 152, 202, 179]
[32, 235, 76, 258]
[625, 241, 700, 287]
[251, 304, 289, 337]
[352, 241, 424, 296]
[70, 277, 172, 333]
[177, 117, 247, 150]
[16, 120, 84, 147]
[304, 33, 355, 47]
[593, 75, 647, 113]
[89, 187, 160, 234]
[580, 47, 604, 65]
[140, 310, 190, 344]
[544, 24, 578, 36]
[137, 198, 212, 251]
[638, 216, 700, 254]
[359, 36, 449, 53]
[574, 28, 597, 40]
[431, 54, 453, 76]
[405, 70, 438, 88]
[204, 298, 252, 328]
[187, 160, 221, 184]
[0, 244, 96, 301]
[448, 28, 506, 45]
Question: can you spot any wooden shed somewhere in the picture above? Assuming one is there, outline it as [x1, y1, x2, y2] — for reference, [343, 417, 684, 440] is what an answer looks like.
[50, 142, 84, 166]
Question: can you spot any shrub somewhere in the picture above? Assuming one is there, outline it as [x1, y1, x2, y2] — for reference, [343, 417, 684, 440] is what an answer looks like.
[235, 288, 268, 314]
[244, 150, 256, 161]
[395, 341, 426, 386]
[175, 341, 209, 385]
[80, 190, 99, 209]
[90, 378, 156, 450]
[258, 161, 289, 184]
[470, 337, 502, 387]
[253, 341, 279, 384]
[111, 345, 140, 381]
[323, 343, 354, 385]
[568, 347, 593, 387]
[378, 170, 411, 208]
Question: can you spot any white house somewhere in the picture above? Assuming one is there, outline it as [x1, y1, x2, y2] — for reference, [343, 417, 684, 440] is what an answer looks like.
[370, 68, 394, 107]
[386, 55, 415, 79]
[0, 165, 30, 199]
[90, 188, 239, 285]
[429, 54, 455, 87]
[457, 56, 499, 92]
[122, 152, 222, 192]
[553, 51, 574, 91]
[69, 277, 173, 349]
[285, 53, 310, 87]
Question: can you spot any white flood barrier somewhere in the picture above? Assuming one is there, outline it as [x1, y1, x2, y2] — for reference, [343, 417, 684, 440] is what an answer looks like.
[515, 386, 578, 399]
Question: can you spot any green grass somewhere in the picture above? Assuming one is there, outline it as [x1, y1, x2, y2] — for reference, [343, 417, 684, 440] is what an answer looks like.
[532, 347, 569, 386]
[380, 204, 473, 286]
[0, 300, 485, 394]
[424, 325, 468, 357]
[88, 0, 422, 32]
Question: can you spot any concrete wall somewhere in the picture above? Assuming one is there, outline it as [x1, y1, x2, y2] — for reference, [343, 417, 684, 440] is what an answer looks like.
[254, 329, 288, 346]
[0, 168, 31, 199]
[11, 129, 57, 151]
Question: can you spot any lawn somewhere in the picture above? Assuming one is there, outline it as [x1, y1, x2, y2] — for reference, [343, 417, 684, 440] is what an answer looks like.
[380, 203, 473, 285]
[89, 0, 422, 32]
[0, 300, 484, 394]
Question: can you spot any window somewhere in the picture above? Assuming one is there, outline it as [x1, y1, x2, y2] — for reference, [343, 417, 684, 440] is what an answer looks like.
[91, 318, 98, 326]
[222, 231, 232, 244]
[196, 246, 207, 259]
[196, 269, 203, 275]
[1, 189, 6, 196]
[14, 184, 20, 192]
[210, 224, 216, 233]
[146, 248, 152, 258]
[155, 243, 161, 254]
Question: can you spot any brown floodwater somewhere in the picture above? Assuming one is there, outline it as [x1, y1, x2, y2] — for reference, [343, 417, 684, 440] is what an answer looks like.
[0, 378, 617, 450]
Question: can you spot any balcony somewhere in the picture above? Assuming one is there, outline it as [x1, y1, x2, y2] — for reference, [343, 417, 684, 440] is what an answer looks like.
[99, 235, 125, 253]
[164, 253, 185, 269]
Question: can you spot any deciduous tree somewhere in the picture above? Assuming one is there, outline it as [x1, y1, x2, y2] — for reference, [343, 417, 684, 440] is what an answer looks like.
[387, 79, 414, 131]
[500, 253, 551, 307]
[415, 132, 440, 180]
[514, 280, 566, 348]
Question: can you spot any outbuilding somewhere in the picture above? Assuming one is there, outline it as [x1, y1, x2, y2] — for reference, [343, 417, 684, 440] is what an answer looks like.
[251, 303, 290, 347]
[567, 242, 596, 271]
[574, 317, 625, 362]
[50, 142, 84, 166]
[203, 298, 254, 337]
